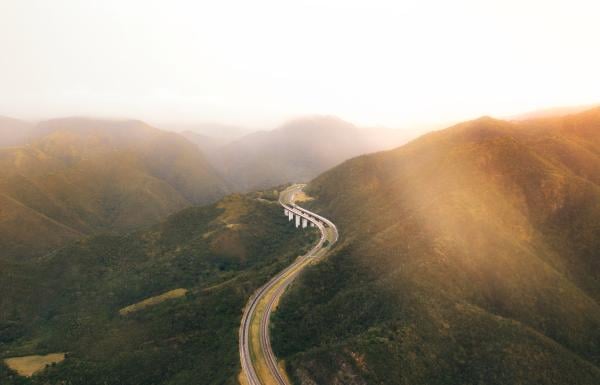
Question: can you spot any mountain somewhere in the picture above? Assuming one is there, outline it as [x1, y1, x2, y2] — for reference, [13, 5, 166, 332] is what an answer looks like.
[272, 108, 600, 384]
[165, 122, 254, 141]
[0, 116, 35, 148]
[512, 104, 600, 120]
[0, 190, 317, 385]
[0, 118, 229, 260]
[0, 116, 66, 148]
[210, 116, 408, 192]
[180, 130, 231, 161]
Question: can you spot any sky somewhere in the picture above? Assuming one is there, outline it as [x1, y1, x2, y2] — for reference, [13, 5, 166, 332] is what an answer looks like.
[1, 0, 600, 130]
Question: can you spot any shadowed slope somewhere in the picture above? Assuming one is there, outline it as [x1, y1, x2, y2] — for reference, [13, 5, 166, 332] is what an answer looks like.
[0, 191, 316, 385]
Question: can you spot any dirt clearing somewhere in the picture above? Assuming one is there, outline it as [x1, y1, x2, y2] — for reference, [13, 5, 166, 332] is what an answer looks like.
[119, 288, 187, 315]
[4, 353, 65, 377]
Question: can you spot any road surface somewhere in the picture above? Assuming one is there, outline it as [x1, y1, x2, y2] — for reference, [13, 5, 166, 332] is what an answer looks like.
[239, 184, 338, 385]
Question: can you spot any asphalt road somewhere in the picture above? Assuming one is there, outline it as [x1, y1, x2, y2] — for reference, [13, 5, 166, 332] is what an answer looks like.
[239, 184, 338, 385]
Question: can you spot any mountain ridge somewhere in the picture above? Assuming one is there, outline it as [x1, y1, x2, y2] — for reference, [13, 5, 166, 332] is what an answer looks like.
[207, 115, 408, 192]
[272, 107, 600, 385]
[0, 117, 229, 260]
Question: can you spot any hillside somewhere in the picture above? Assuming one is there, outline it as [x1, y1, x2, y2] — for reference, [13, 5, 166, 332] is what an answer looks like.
[168, 122, 253, 141]
[0, 116, 35, 148]
[0, 190, 317, 385]
[0, 118, 229, 260]
[181, 130, 232, 162]
[272, 108, 600, 384]
[207, 116, 408, 192]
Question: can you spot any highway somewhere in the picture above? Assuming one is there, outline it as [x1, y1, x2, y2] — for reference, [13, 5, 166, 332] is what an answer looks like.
[239, 184, 338, 385]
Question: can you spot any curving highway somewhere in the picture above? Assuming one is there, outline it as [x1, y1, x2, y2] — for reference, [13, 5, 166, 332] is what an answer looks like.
[239, 184, 338, 385]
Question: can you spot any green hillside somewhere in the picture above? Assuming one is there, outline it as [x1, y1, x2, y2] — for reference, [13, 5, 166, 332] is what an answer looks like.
[272, 108, 600, 384]
[0, 118, 229, 260]
[0, 190, 317, 385]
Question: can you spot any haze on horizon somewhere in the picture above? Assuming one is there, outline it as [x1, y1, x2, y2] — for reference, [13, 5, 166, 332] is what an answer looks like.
[1, 0, 600, 131]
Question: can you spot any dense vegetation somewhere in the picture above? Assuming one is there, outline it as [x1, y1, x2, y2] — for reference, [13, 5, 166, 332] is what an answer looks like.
[0, 189, 317, 385]
[272, 108, 600, 384]
[0, 117, 229, 260]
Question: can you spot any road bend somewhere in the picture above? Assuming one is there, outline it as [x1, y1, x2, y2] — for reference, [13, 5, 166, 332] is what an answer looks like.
[239, 184, 338, 385]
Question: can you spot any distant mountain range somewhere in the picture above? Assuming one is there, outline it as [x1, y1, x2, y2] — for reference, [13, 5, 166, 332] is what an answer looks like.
[0, 114, 411, 260]
[273, 107, 600, 385]
[0, 116, 36, 148]
[0, 117, 228, 260]
[511, 103, 600, 120]
[164, 122, 254, 141]
[180, 130, 232, 161]
[196, 116, 409, 192]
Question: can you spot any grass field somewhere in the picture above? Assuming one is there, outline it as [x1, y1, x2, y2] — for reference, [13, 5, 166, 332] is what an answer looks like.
[4, 354, 65, 377]
[291, 191, 313, 203]
[119, 288, 188, 315]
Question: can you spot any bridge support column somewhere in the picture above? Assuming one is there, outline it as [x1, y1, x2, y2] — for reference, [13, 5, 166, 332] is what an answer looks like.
[295, 215, 300, 228]
[284, 209, 288, 216]
[288, 211, 293, 221]
[302, 218, 308, 228]
[310, 222, 315, 227]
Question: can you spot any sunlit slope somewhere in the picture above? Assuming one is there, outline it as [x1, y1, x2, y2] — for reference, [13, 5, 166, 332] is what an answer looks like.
[272, 108, 600, 385]
[0, 118, 228, 259]
[0, 191, 315, 385]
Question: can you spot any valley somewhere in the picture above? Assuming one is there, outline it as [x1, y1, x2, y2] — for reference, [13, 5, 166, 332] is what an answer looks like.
[0, 189, 316, 385]
[194, 116, 409, 192]
[240, 184, 338, 385]
[0, 108, 598, 385]
[3, 2, 599, 384]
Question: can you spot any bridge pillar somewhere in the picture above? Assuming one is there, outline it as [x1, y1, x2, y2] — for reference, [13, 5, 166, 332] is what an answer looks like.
[295, 215, 300, 228]
[288, 211, 293, 221]
[284, 208, 288, 216]
[302, 218, 308, 228]
[310, 222, 315, 227]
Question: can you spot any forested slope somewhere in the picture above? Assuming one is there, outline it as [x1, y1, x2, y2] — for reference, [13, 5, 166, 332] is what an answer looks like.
[0, 189, 316, 385]
[273, 108, 600, 385]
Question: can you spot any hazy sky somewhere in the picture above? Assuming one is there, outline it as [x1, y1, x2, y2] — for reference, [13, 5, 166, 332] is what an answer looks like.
[1, 0, 600, 129]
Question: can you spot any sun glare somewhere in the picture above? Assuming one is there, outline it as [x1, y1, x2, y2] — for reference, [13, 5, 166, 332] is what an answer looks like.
[1, 0, 599, 129]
